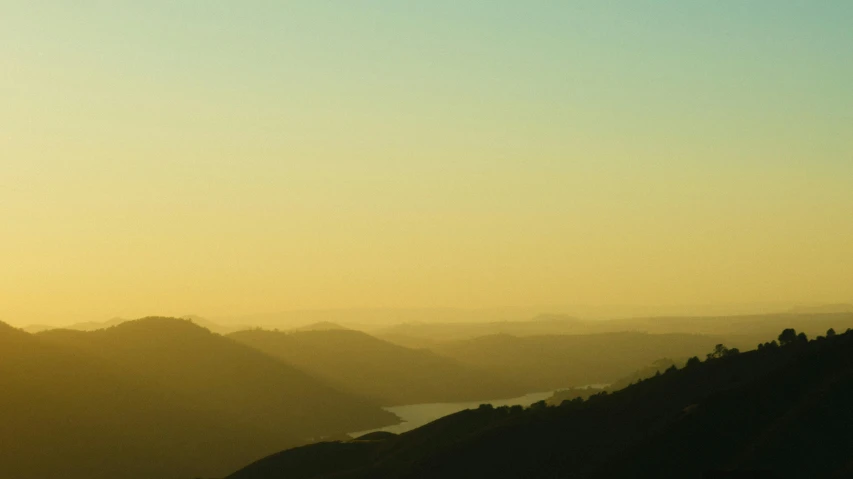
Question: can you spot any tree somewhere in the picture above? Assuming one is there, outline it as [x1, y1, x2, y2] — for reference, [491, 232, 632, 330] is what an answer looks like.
[561, 397, 584, 408]
[827, 328, 837, 338]
[686, 356, 701, 367]
[707, 344, 730, 360]
[797, 332, 808, 343]
[778, 328, 797, 346]
[707, 344, 739, 360]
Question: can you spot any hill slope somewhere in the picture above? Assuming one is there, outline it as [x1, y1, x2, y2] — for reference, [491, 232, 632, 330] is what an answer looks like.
[227, 327, 853, 479]
[433, 332, 728, 390]
[2, 317, 396, 479]
[0, 320, 263, 479]
[376, 312, 853, 348]
[229, 328, 526, 405]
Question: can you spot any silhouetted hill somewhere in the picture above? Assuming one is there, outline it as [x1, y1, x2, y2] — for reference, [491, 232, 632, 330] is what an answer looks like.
[547, 358, 682, 405]
[433, 332, 727, 390]
[787, 304, 853, 314]
[0, 320, 267, 479]
[377, 312, 853, 348]
[38, 318, 396, 434]
[180, 314, 239, 334]
[229, 328, 526, 405]
[65, 316, 128, 331]
[294, 321, 350, 331]
[226, 327, 853, 479]
[376, 317, 586, 345]
[21, 323, 52, 333]
[28, 314, 236, 334]
[2, 317, 395, 479]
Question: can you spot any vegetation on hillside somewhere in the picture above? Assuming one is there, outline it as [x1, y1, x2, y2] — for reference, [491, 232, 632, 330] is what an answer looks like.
[228, 327, 853, 479]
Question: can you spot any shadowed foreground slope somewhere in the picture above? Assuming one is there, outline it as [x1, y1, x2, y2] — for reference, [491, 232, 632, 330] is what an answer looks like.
[230, 328, 526, 405]
[227, 328, 853, 479]
[1, 318, 396, 479]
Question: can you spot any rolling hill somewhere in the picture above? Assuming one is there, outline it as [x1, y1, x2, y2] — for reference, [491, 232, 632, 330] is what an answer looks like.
[1, 317, 396, 479]
[376, 312, 853, 348]
[229, 328, 526, 405]
[432, 331, 730, 390]
[226, 326, 853, 479]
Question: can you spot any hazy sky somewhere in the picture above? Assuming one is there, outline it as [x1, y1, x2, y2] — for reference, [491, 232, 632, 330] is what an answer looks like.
[2, 1, 852, 324]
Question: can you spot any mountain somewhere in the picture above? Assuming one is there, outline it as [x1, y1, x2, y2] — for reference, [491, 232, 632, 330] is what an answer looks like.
[376, 317, 585, 345]
[432, 332, 729, 390]
[21, 323, 52, 333]
[2, 317, 396, 479]
[0, 319, 260, 479]
[180, 314, 240, 334]
[377, 312, 853, 348]
[229, 328, 526, 405]
[226, 327, 853, 479]
[294, 321, 350, 331]
[788, 304, 853, 315]
[20, 314, 235, 334]
[65, 316, 128, 331]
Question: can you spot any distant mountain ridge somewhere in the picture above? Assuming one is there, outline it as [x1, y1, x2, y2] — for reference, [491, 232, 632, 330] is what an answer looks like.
[787, 304, 853, 314]
[377, 312, 853, 348]
[294, 321, 350, 331]
[21, 314, 236, 334]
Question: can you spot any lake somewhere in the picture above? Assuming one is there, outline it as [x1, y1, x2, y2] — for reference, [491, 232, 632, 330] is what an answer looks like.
[350, 385, 607, 437]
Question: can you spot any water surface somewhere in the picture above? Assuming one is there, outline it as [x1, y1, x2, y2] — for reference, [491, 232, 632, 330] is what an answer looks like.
[350, 385, 606, 437]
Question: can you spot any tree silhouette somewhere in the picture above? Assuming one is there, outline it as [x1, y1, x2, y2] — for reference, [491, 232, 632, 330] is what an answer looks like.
[686, 356, 701, 367]
[778, 328, 797, 346]
[827, 328, 837, 338]
[706, 344, 737, 360]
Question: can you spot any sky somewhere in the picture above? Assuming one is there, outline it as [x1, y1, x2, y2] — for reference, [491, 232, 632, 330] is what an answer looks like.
[1, 1, 852, 325]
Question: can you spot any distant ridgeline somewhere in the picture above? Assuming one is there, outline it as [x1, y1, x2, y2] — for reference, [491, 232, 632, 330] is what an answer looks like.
[3, 314, 853, 479]
[227, 327, 853, 479]
[228, 328, 527, 406]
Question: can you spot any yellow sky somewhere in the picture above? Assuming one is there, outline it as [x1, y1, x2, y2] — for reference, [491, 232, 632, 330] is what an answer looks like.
[2, 2, 852, 325]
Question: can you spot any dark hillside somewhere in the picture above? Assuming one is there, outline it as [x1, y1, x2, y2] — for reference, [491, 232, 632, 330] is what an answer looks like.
[227, 328, 853, 479]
